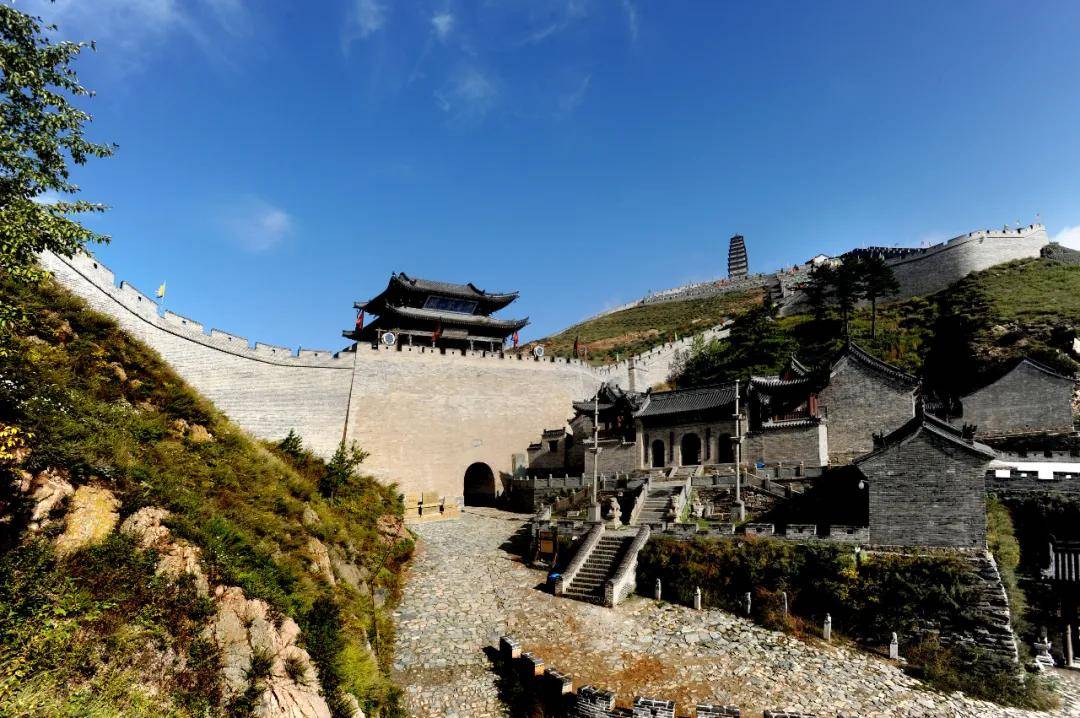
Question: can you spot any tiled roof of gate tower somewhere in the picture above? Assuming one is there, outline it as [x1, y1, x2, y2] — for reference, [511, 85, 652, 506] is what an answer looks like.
[635, 384, 738, 418]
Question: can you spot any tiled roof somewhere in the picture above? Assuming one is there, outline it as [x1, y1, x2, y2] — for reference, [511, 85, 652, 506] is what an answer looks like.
[635, 384, 737, 418]
[836, 342, 919, 387]
[381, 304, 529, 331]
[854, 409, 995, 464]
[749, 375, 815, 390]
[391, 272, 518, 303]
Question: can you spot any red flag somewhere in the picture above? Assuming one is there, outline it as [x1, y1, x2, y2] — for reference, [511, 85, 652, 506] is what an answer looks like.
[432, 320, 443, 345]
[573, 335, 580, 357]
[512, 331, 519, 348]
[355, 309, 365, 332]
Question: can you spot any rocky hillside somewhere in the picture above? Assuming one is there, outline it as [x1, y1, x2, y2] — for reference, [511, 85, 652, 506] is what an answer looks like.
[0, 275, 412, 717]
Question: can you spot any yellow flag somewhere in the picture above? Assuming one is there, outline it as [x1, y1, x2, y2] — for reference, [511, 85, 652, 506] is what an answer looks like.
[156, 282, 166, 299]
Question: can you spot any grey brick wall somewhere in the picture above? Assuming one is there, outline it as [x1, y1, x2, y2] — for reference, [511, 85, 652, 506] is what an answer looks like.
[960, 361, 1075, 436]
[859, 431, 989, 548]
[818, 357, 915, 464]
[744, 423, 828, 467]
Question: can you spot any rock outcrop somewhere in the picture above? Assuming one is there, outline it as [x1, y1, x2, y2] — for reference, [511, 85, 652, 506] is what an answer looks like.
[207, 585, 333, 718]
[121, 507, 210, 595]
[18, 468, 74, 529]
[55, 484, 120, 554]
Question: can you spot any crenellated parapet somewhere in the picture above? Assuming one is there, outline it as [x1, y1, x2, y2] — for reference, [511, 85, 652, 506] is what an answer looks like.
[44, 250, 350, 368]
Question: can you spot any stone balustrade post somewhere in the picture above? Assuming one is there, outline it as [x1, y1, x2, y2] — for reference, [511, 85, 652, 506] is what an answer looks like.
[654, 578, 662, 601]
[823, 613, 832, 642]
[694, 586, 702, 610]
[889, 632, 899, 660]
[743, 591, 751, 616]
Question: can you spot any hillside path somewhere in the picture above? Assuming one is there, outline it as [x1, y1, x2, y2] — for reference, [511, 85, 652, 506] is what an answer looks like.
[392, 507, 1080, 718]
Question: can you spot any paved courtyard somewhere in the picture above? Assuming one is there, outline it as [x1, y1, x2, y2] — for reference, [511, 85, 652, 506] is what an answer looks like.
[392, 508, 1080, 718]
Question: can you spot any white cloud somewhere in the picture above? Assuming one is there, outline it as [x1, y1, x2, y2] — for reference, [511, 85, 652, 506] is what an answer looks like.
[22, 0, 247, 72]
[31, 191, 64, 206]
[431, 12, 454, 41]
[224, 197, 293, 253]
[351, 0, 386, 39]
[435, 67, 498, 121]
[621, 0, 639, 42]
[1052, 225, 1080, 250]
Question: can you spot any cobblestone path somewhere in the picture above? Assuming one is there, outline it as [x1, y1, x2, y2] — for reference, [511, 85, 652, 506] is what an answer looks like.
[392, 508, 1080, 718]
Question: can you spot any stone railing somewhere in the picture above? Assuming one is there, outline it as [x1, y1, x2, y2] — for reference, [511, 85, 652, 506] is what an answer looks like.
[655, 523, 868, 544]
[554, 522, 604, 596]
[627, 476, 652, 526]
[604, 524, 650, 607]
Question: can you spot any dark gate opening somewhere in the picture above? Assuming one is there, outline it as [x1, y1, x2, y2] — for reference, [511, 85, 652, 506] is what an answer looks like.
[463, 462, 496, 506]
[681, 433, 701, 466]
[651, 440, 666, 468]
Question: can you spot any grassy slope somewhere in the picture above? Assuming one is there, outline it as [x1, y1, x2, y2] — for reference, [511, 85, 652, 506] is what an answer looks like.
[767, 257, 1080, 389]
[0, 276, 412, 717]
[527, 289, 764, 363]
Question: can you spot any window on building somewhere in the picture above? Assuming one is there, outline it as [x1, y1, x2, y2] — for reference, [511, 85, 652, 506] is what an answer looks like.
[548, 441, 559, 452]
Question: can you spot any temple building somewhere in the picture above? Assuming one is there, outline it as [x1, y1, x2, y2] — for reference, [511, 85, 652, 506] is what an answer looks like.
[344, 272, 529, 352]
[728, 234, 749, 279]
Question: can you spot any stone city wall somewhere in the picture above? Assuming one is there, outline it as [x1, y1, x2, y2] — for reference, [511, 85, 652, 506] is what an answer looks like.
[42, 251, 602, 502]
[41, 251, 355, 459]
[343, 341, 598, 503]
[594, 323, 731, 392]
[883, 224, 1048, 300]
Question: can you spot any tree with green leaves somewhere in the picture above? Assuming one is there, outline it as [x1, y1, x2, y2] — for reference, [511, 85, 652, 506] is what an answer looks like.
[857, 254, 900, 339]
[320, 440, 371, 501]
[1, 6, 113, 328]
[831, 255, 864, 339]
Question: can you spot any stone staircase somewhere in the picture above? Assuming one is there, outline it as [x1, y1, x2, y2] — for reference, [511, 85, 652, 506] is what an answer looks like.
[563, 534, 633, 604]
[634, 482, 682, 525]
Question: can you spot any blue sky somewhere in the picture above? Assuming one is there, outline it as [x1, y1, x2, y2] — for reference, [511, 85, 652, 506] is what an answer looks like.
[22, 0, 1080, 350]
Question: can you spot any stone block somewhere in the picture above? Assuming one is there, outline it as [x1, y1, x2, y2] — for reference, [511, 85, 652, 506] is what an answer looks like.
[695, 705, 740, 718]
[632, 696, 675, 718]
[499, 635, 521, 662]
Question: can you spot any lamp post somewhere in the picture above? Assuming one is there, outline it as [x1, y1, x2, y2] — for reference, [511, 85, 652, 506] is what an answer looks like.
[588, 392, 602, 522]
[733, 378, 745, 522]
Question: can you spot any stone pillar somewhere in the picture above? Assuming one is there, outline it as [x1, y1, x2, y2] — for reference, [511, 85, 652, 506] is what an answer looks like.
[780, 591, 788, 616]
[823, 613, 832, 642]
[889, 632, 899, 660]
[654, 578, 662, 601]
[1065, 623, 1075, 667]
[694, 586, 702, 610]
[743, 592, 751, 616]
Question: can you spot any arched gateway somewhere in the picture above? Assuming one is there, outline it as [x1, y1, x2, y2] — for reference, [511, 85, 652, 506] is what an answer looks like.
[463, 462, 496, 506]
[681, 433, 701, 466]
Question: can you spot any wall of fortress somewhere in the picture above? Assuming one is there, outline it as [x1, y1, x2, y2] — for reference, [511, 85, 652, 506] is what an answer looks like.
[594, 323, 731, 391]
[883, 224, 1049, 299]
[41, 251, 600, 502]
[41, 251, 356, 459]
[343, 343, 598, 502]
